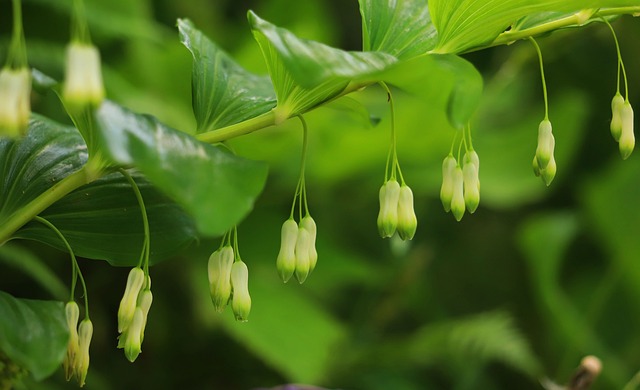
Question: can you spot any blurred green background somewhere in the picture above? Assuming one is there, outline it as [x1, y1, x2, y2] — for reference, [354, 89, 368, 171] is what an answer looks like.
[2, 0, 640, 389]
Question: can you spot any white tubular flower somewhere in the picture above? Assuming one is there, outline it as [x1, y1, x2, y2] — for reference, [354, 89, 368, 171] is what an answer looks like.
[75, 319, 93, 387]
[117, 268, 144, 332]
[117, 267, 145, 333]
[137, 289, 153, 343]
[440, 155, 457, 212]
[276, 219, 298, 283]
[124, 308, 144, 363]
[300, 216, 318, 273]
[463, 152, 480, 214]
[208, 246, 234, 312]
[450, 166, 465, 222]
[294, 227, 311, 284]
[540, 154, 557, 187]
[377, 179, 400, 238]
[535, 119, 555, 170]
[610, 93, 625, 141]
[231, 261, 251, 322]
[396, 185, 417, 241]
[0, 67, 31, 138]
[619, 101, 635, 160]
[63, 43, 105, 109]
[63, 301, 80, 381]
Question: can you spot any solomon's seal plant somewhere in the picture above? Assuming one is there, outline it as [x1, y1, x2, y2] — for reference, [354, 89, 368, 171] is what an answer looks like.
[0, 0, 639, 387]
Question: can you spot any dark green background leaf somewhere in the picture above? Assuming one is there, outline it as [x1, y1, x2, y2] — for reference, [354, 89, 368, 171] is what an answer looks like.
[1, 117, 197, 264]
[178, 18, 277, 133]
[94, 101, 268, 236]
[0, 291, 67, 381]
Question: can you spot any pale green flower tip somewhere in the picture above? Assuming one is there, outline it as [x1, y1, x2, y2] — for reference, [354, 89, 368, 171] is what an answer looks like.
[0, 67, 31, 138]
[440, 155, 457, 212]
[610, 93, 625, 141]
[117, 267, 145, 333]
[463, 162, 480, 214]
[63, 43, 105, 109]
[620, 102, 635, 160]
[532, 156, 541, 177]
[124, 309, 144, 363]
[451, 166, 465, 221]
[64, 301, 81, 381]
[301, 216, 319, 272]
[541, 155, 557, 186]
[535, 119, 554, 170]
[397, 185, 417, 241]
[231, 261, 251, 322]
[294, 227, 311, 283]
[277, 219, 298, 283]
[75, 319, 93, 387]
[377, 180, 400, 238]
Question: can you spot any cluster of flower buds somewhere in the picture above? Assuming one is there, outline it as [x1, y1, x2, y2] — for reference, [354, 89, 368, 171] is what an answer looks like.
[63, 301, 93, 387]
[0, 67, 31, 138]
[208, 246, 251, 321]
[63, 42, 104, 110]
[610, 92, 635, 159]
[276, 215, 318, 283]
[116, 267, 153, 362]
[440, 150, 480, 221]
[532, 119, 556, 186]
[377, 179, 417, 240]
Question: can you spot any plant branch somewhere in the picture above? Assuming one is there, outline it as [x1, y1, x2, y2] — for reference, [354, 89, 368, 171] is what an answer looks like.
[0, 166, 93, 244]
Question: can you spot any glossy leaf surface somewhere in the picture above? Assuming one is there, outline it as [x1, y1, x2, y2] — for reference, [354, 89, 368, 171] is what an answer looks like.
[178, 18, 277, 133]
[0, 291, 67, 381]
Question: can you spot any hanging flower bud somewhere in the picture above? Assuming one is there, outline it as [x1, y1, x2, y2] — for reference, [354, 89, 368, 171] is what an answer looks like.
[610, 93, 625, 141]
[123, 308, 144, 363]
[0, 67, 31, 138]
[535, 119, 555, 170]
[294, 227, 311, 283]
[231, 261, 251, 322]
[75, 318, 93, 387]
[117, 267, 145, 333]
[63, 301, 80, 381]
[440, 155, 457, 212]
[208, 246, 234, 312]
[463, 153, 480, 214]
[396, 185, 417, 240]
[276, 219, 298, 283]
[451, 166, 465, 221]
[377, 179, 400, 238]
[619, 101, 635, 160]
[63, 43, 104, 109]
[137, 289, 153, 343]
[532, 156, 541, 177]
[300, 216, 318, 273]
[540, 154, 557, 186]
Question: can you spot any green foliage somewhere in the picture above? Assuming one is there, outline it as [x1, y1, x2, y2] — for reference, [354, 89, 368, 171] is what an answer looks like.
[0, 291, 67, 381]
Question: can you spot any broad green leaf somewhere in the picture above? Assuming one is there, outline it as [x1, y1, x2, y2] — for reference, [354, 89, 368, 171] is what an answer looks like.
[0, 291, 67, 381]
[178, 18, 277, 133]
[359, 0, 438, 59]
[94, 101, 268, 236]
[248, 11, 397, 123]
[0, 116, 197, 264]
[15, 171, 197, 266]
[429, 0, 639, 53]
[374, 54, 483, 129]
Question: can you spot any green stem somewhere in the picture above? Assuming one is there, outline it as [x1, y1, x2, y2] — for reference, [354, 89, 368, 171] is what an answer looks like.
[477, 7, 640, 52]
[118, 169, 150, 273]
[196, 111, 277, 144]
[0, 166, 93, 245]
[7, 0, 27, 68]
[33, 216, 89, 318]
[297, 116, 310, 217]
[529, 37, 549, 120]
[601, 17, 628, 99]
